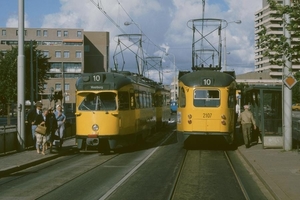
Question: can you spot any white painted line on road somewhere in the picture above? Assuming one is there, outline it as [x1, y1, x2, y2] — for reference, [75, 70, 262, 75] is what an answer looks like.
[99, 131, 174, 200]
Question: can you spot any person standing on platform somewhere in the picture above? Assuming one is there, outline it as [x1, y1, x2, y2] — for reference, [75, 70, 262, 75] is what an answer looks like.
[26, 101, 43, 149]
[237, 105, 256, 148]
[35, 107, 49, 155]
[235, 102, 240, 125]
[55, 105, 66, 147]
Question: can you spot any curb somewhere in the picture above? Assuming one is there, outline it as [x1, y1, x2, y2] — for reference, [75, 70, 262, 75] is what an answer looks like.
[236, 148, 288, 200]
[0, 146, 77, 178]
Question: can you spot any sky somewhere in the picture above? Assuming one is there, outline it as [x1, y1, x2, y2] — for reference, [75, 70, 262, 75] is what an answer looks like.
[0, 0, 262, 84]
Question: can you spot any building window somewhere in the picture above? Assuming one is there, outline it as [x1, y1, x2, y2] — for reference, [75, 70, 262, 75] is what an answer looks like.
[63, 31, 68, 37]
[36, 30, 41, 36]
[24, 30, 27, 36]
[77, 31, 82, 37]
[65, 83, 70, 91]
[75, 51, 81, 58]
[16, 30, 18, 36]
[84, 45, 90, 52]
[43, 30, 48, 37]
[55, 83, 61, 91]
[63, 51, 69, 58]
[65, 95, 70, 102]
[57, 30, 62, 37]
[64, 62, 82, 73]
[55, 51, 61, 58]
[2, 30, 6, 36]
[43, 51, 49, 57]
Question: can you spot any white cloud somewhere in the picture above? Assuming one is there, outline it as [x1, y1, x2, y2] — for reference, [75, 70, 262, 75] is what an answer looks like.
[6, 14, 30, 28]
[36, 0, 262, 84]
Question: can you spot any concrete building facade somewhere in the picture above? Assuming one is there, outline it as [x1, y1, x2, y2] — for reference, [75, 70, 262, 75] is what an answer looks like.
[255, 0, 300, 79]
[0, 27, 109, 110]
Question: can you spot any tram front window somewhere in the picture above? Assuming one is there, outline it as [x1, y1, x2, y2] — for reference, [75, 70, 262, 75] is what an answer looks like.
[79, 92, 117, 111]
[193, 89, 220, 107]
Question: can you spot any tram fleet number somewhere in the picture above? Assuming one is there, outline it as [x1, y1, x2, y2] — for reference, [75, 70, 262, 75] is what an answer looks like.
[203, 113, 212, 118]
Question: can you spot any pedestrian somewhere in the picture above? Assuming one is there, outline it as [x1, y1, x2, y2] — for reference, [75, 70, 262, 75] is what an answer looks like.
[235, 102, 240, 125]
[237, 105, 256, 148]
[35, 107, 49, 155]
[45, 107, 58, 153]
[55, 104, 66, 147]
[26, 101, 43, 150]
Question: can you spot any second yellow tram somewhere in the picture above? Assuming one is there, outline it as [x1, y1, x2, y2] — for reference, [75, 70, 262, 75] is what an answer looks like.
[177, 70, 237, 144]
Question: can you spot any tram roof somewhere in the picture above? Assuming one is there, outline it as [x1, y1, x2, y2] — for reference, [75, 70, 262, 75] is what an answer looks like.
[76, 71, 162, 90]
[179, 70, 236, 87]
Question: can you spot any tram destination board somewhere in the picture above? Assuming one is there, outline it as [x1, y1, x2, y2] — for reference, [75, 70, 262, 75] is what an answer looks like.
[83, 84, 110, 90]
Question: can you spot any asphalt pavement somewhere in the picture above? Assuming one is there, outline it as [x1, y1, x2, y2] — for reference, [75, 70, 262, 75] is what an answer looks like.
[0, 137, 300, 200]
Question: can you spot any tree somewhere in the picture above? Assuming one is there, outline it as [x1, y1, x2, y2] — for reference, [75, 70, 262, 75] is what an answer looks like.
[0, 42, 50, 103]
[258, 0, 300, 66]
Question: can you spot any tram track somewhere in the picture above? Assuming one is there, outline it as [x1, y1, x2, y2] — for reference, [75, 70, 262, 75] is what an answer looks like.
[224, 151, 250, 200]
[170, 149, 251, 200]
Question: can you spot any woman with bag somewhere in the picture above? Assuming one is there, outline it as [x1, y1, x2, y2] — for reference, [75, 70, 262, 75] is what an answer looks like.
[35, 108, 49, 155]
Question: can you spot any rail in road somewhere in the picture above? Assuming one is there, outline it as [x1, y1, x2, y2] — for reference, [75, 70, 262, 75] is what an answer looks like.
[0, 124, 279, 199]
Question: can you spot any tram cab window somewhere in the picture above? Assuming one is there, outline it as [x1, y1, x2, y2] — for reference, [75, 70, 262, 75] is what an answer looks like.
[179, 87, 186, 107]
[78, 92, 116, 111]
[118, 92, 129, 110]
[193, 89, 220, 107]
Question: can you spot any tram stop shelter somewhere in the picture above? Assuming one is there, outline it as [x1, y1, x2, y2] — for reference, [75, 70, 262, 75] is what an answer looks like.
[242, 85, 282, 148]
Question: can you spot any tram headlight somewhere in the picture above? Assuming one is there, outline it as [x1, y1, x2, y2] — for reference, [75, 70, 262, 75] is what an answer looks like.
[188, 114, 192, 119]
[221, 115, 226, 120]
[92, 124, 99, 131]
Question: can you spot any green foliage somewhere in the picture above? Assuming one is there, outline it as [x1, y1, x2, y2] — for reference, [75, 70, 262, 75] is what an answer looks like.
[0, 42, 50, 103]
[258, 0, 300, 66]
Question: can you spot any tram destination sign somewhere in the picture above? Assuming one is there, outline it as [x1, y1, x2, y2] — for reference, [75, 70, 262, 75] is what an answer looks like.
[83, 84, 110, 90]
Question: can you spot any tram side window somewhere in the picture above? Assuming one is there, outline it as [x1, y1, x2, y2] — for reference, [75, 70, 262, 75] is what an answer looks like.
[150, 93, 153, 107]
[130, 93, 135, 109]
[135, 92, 140, 109]
[194, 89, 220, 107]
[228, 92, 235, 108]
[179, 87, 186, 107]
[139, 92, 144, 108]
[118, 92, 129, 110]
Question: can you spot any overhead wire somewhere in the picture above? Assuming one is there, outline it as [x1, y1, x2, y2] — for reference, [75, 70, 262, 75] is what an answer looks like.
[90, 0, 174, 82]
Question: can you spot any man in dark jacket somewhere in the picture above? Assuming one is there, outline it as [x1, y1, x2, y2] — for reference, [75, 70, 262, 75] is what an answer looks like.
[26, 101, 43, 149]
[46, 107, 58, 152]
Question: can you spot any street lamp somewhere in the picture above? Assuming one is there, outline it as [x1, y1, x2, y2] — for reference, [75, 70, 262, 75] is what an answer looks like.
[223, 20, 241, 71]
[165, 53, 176, 101]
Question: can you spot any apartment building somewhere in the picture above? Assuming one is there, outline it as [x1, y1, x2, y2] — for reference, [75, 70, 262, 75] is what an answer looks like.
[255, 0, 300, 79]
[0, 27, 109, 110]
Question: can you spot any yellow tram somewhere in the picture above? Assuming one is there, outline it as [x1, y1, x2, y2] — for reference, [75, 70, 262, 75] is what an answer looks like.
[75, 71, 157, 152]
[177, 70, 237, 144]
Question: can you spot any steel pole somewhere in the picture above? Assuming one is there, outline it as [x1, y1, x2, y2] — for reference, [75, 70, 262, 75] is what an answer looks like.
[17, 0, 25, 151]
[283, 0, 292, 151]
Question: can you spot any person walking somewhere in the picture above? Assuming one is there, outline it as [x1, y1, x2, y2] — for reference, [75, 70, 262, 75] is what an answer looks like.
[35, 108, 49, 155]
[55, 105, 66, 147]
[237, 105, 256, 148]
[26, 101, 43, 149]
[235, 102, 240, 125]
[45, 107, 58, 153]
